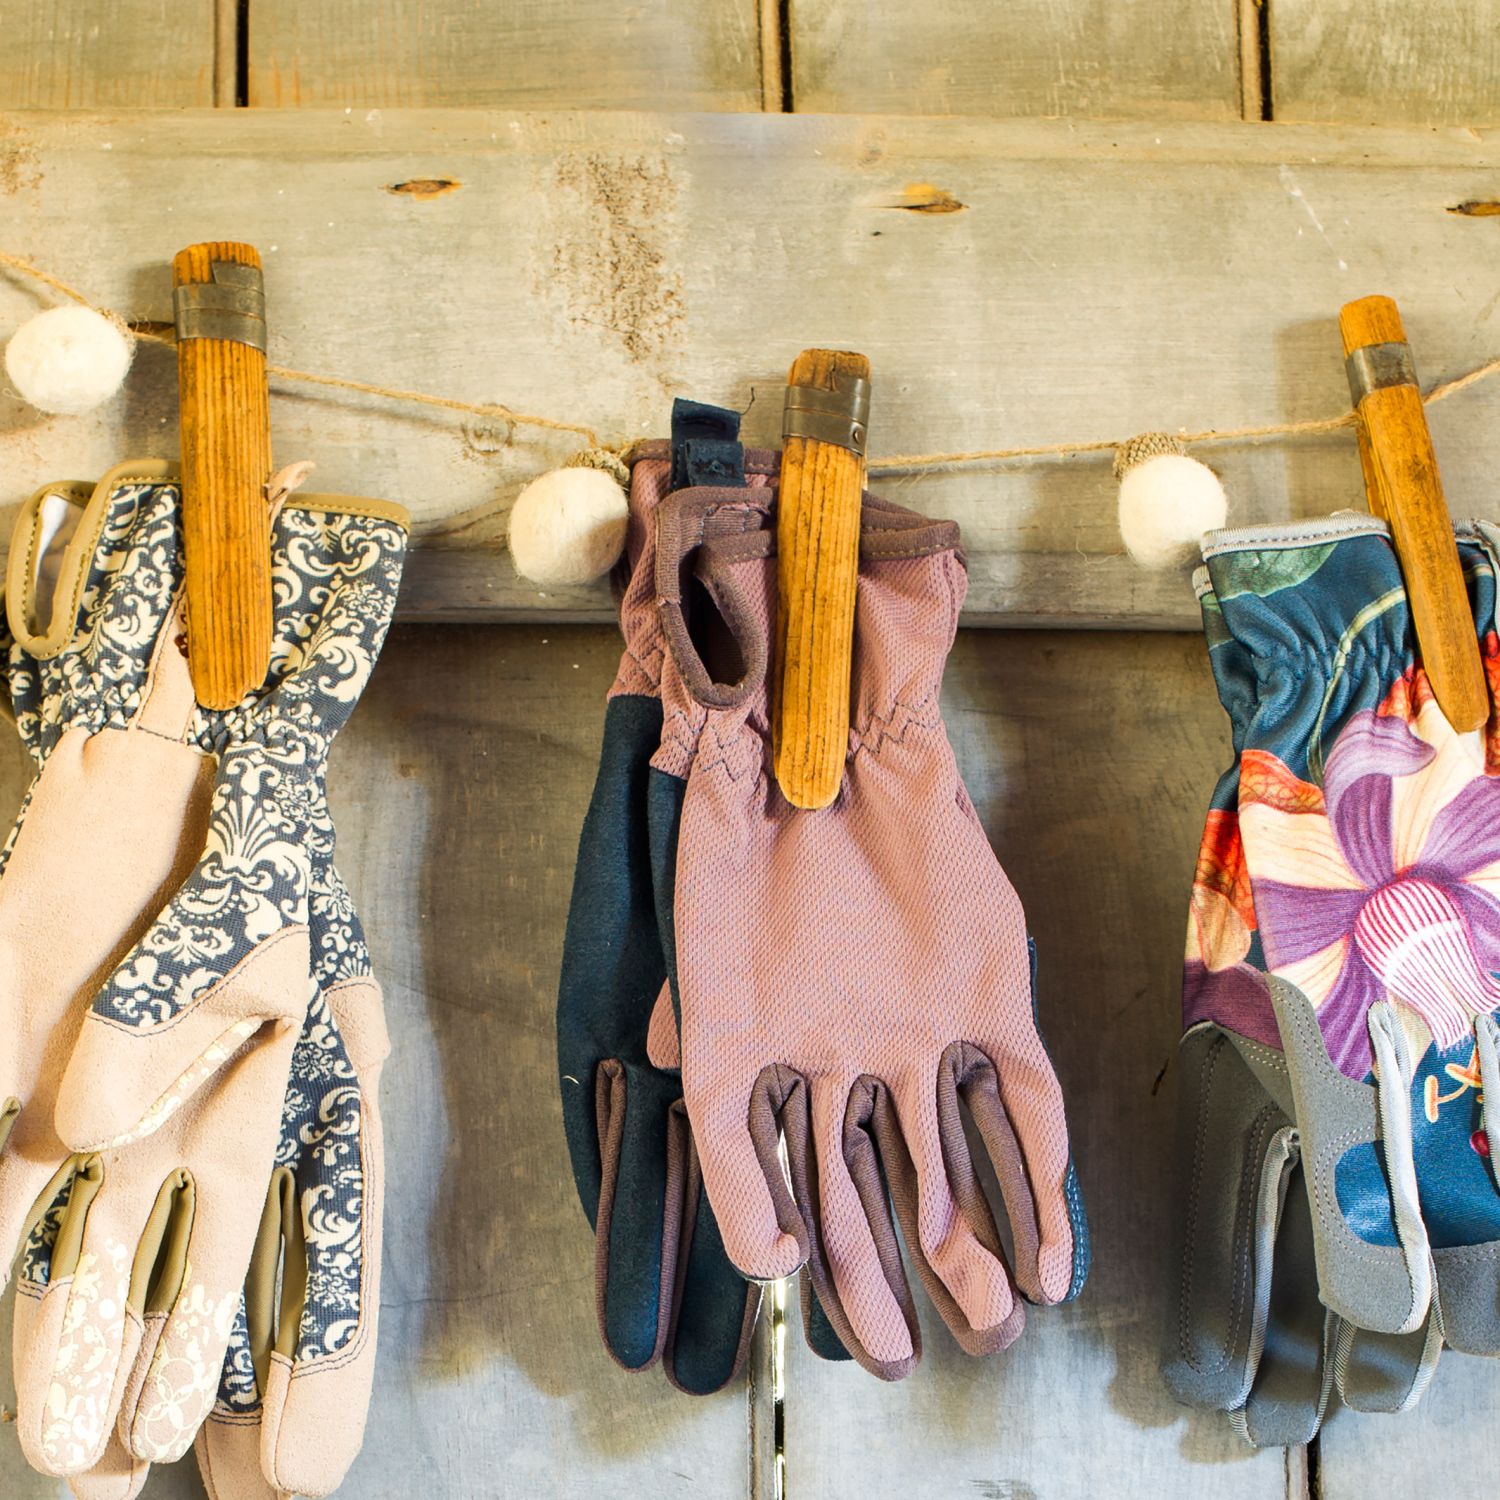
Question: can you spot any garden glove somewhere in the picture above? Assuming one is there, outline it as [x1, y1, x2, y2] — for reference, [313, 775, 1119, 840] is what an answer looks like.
[0, 462, 405, 1477]
[195, 855, 388, 1500]
[1167, 575, 1433, 1446]
[76, 856, 389, 1500]
[558, 409, 846, 1393]
[649, 473, 1089, 1381]
[1164, 517, 1500, 1443]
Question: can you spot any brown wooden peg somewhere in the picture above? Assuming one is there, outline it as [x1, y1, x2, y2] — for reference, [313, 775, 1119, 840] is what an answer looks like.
[172, 241, 274, 710]
[1339, 295, 1488, 733]
[773, 349, 870, 811]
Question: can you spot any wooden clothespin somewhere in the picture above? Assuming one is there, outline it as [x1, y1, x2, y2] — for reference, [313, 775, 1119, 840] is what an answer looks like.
[172, 241, 274, 710]
[1339, 295, 1487, 733]
[773, 349, 870, 810]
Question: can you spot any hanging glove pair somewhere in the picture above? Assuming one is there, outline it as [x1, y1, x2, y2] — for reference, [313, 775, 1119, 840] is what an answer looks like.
[1166, 516, 1500, 1444]
[559, 405, 1089, 1387]
[0, 460, 406, 1497]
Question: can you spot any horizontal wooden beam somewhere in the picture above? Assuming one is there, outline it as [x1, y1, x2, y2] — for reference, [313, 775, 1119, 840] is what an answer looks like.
[3, 109, 1500, 628]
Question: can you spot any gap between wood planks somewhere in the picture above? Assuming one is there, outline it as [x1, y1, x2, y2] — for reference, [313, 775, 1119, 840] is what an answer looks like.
[759, 0, 795, 113]
[1239, 0, 1275, 121]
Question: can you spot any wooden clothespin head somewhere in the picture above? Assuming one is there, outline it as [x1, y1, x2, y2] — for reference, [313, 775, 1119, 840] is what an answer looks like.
[1339, 295, 1487, 733]
[172, 241, 274, 711]
[773, 349, 871, 811]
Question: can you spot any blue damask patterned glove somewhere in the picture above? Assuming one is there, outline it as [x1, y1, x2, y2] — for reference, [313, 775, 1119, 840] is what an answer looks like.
[0, 461, 405, 1481]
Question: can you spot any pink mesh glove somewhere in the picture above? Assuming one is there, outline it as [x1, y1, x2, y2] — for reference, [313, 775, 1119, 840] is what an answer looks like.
[649, 481, 1089, 1380]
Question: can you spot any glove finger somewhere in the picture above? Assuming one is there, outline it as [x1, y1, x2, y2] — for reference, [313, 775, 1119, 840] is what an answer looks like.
[1432, 1243, 1500, 1355]
[1333, 1310, 1442, 1415]
[1268, 978, 1432, 1336]
[1232, 1166, 1335, 1448]
[688, 1066, 805, 1283]
[776, 1080, 865, 1366]
[1162, 1025, 1291, 1415]
[591, 1061, 677, 1371]
[199, 975, 387, 1500]
[1435, 1019, 1500, 1354]
[66, 1428, 151, 1500]
[991, 942, 1090, 1303]
[806, 1073, 919, 1378]
[0, 1124, 60, 1295]
[196, 1418, 269, 1500]
[980, 1020, 1083, 1304]
[875, 1072, 1023, 1357]
[797, 1271, 853, 1362]
[661, 1101, 759, 1395]
[14, 1155, 138, 1476]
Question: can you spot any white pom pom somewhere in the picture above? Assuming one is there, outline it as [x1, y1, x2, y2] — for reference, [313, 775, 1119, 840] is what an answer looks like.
[507, 454, 630, 586]
[5, 305, 134, 415]
[1115, 434, 1227, 567]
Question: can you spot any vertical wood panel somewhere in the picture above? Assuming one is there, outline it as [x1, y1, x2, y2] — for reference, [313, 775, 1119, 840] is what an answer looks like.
[1271, 1, 1500, 124]
[247, 1, 765, 110]
[1317, 1356, 1500, 1497]
[789, 0, 1241, 118]
[0, 1, 220, 108]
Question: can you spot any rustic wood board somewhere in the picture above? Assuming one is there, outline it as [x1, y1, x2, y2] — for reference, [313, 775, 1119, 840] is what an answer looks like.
[4, 111, 1500, 628]
[1271, 2, 1500, 125]
[0, 1, 223, 109]
[246, 1, 766, 110]
[0, 623, 758, 1499]
[1316, 1349, 1500, 1497]
[788, 0, 1242, 119]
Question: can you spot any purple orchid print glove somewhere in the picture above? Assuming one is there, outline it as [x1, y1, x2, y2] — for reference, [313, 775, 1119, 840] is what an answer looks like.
[1165, 515, 1500, 1445]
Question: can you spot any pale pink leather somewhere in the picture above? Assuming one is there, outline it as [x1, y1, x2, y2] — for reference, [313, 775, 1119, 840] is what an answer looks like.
[653, 484, 1079, 1380]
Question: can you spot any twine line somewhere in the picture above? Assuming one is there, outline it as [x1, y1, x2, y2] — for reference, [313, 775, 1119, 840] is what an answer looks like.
[5, 249, 1500, 478]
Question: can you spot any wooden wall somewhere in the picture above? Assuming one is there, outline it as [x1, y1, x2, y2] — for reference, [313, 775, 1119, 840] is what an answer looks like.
[2, 5, 1499, 1500]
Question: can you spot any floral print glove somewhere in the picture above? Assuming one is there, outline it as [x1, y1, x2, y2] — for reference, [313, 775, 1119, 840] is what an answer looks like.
[1165, 516, 1500, 1443]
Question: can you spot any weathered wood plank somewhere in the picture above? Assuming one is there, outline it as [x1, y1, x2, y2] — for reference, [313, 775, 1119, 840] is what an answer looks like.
[246, 1, 765, 110]
[0, 623, 758, 1499]
[0, 2, 222, 109]
[4, 111, 1500, 629]
[782, 630, 1298, 1498]
[789, 0, 1241, 119]
[1317, 1352, 1500, 1497]
[1272, 2, 1500, 125]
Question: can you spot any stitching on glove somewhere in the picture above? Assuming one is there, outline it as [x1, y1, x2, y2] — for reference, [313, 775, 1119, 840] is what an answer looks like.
[90, 923, 311, 1036]
[849, 689, 943, 760]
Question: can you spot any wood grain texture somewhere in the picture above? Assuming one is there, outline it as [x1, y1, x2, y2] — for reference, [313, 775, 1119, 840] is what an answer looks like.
[0, 1, 220, 108]
[0, 623, 758, 1499]
[774, 349, 868, 810]
[1316, 1352, 1500, 1497]
[7, 112, 1500, 629]
[789, 0, 1241, 118]
[782, 630, 1288, 1497]
[1271, 1, 1500, 125]
[1340, 295, 1487, 731]
[246, 0, 764, 110]
[173, 242, 274, 710]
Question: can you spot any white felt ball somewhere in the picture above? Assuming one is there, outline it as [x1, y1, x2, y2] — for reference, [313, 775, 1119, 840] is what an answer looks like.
[508, 464, 629, 586]
[5, 305, 134, 415]
[1118, 452, 1228, 567]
